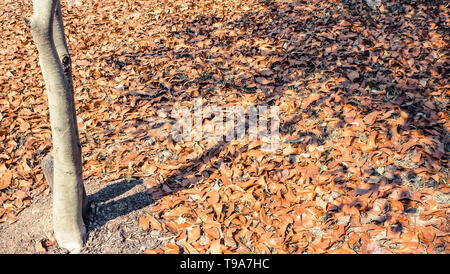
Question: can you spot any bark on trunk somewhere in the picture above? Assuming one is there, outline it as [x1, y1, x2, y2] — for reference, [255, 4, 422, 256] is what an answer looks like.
[30, 0, 86, 253]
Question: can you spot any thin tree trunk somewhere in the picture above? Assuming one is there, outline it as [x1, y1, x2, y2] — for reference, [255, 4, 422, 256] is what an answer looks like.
[51, 0, 88, 218]
[30, 0, 86, 253]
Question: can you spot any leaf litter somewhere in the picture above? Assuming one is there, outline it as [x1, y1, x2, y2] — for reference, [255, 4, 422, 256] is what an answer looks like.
[0, 0, 448, 253]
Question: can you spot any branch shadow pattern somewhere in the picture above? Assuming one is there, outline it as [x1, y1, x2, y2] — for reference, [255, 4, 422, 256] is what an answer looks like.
[86, 0, 448, 241]
[86, 139, 233, 230]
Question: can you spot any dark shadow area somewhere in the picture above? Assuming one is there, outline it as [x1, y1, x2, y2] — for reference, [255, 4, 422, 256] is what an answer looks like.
[87, 107, 273, 229]
[85, 179, 149, 229]
[87, 179, 142, 204]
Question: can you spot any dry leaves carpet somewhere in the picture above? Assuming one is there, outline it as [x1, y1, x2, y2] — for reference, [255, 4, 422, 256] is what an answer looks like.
[0, 0, 449, 253]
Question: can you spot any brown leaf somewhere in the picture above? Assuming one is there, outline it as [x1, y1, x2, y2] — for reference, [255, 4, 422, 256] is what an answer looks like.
[179, 240, 199, 254]
[301, 93, 321, 109]
[0, 169, 12, 190]
[209, 240, 221, 254]
[166, 243, 180, 253]
[148, 215, 162, 230]
[363, 111, 380, 125]
[138, 216, 150, 231]
[347, 71, 359, 81]
[187, 225, 201, 243]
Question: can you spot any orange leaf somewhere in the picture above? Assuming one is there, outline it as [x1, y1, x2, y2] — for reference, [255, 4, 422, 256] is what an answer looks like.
[204, 227, 220, 239]
[361, 132, 377, 152]
[389, 199, 404, 212]
[138, 216, 150, 231]
[419, 229, 436, 245]
[188, 225, 201, 242]
[301, 93, 320, 109]
[20, 121, 30, 132]
[209, 240, 221, 254]
[148, 215, 162, 230]
[144, 248, 164, 254]
[0, 169, 12, 190]
[142, 162, 157, 174]
[363, 111, 380, 125]
[440, 187, 450, 194]
[220, 173, 231, 186]
[260, 209, 271, 226]
[179, 240, 199, 254]
[165, 243, 180, 254]
[255, 77, 270, 85]
[411, 152, 421, 163]
[431, 174, 440, 183]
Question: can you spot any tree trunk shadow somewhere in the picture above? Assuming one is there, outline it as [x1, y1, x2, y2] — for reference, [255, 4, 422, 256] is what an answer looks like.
[85, 140, 228, 231]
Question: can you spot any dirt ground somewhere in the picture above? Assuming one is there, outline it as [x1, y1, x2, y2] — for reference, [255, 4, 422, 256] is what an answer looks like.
[0, 178, 176, 254]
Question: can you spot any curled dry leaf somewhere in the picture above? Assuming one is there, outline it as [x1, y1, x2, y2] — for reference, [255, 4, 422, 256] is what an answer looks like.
[138, 216, 150, 231]
[0, 169, 12, 190]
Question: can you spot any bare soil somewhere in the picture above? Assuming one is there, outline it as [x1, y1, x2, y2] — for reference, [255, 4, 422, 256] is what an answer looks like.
[0, 178, 176, 254]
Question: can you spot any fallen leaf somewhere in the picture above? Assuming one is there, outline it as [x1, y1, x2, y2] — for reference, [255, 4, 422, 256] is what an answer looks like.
[138, 216, 150, 231]
[0, 169, 12, 190]
[347, 71, 359, 81]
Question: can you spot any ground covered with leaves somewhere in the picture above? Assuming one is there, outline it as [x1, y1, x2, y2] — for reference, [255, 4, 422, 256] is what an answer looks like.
[0, 0, 449, 253]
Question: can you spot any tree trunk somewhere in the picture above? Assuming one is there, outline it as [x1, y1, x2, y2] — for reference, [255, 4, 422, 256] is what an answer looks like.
[30, 0, 86, 253]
